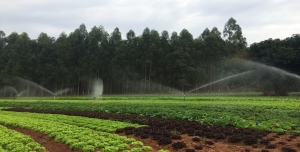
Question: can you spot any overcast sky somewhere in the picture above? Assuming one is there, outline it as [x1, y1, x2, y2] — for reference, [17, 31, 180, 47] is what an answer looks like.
[1, 0, 299, 45]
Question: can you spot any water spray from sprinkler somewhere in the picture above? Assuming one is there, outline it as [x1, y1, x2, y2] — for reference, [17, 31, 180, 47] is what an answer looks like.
[92, 97, 96, 109]
[12, 97, 15, 106]
[91, 78, 104, 109]
[182, 70, 255, 101]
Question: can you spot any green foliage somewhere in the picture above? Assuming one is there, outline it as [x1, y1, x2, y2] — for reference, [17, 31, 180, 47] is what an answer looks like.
[2, 95, 300, 134]
[142, 146, 152, 151]
[131, 141, 143, 147]
[0, 95, 300, 152]
[158, 150, 170, 152]
[82, 145, 95, 152]
[0, 125, 45, 152]
[249, 34, 300, 94]
[0, 109, 151, 151]
[102, 146, 119, 152]
[117, 143, 129, 150]
[0, 17, 255, 95]
[70, 142, 86, 150]
[130, 148, 143, 152]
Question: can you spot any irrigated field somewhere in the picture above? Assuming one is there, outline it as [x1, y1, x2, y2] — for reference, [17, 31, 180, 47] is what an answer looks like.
[0, 94, 300, 152]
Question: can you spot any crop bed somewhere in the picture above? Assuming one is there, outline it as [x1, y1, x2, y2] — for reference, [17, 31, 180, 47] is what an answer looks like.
[1, 96, 300, 151]
[0, 125, 45, 152]
[4, 108, 300, 152]
[0, 110, 153, 152]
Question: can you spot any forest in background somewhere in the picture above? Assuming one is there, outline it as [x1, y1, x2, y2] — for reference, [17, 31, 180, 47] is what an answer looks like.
[0, 17, 299, 95]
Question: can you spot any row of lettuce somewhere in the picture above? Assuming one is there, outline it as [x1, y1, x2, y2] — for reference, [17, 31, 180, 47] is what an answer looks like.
[0, 125, 45, 152]
[0, 110, 168, 152]
[1, 96, 299, 134]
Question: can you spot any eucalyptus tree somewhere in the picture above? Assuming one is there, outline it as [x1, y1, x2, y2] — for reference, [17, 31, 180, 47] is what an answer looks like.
[159, 30, 171, 88]
[163, 31, 179, 89]
[168, 29, 195, 91]
[147, 29, 162, 91]
[0, 32, 20, 86]
[108, 27, 123, 93]
[3, 32, 33, 77]
[249, 34, 300, 95]
[283, 34, 300, 73]
[0, 31, 5, 52]
[0, 31, 5, 79]
[110, 42, 129, 93]
[223, 17, 247, 56]
[193, 35, 205, 92]
[126, 29, 135, 42]
[140, 27, 151, 91]
[109, 27, 122, 55]
[87, 26, 109, 82]
[201, 28, 210, 40]
[211, 27, 222, 38]
[36, 32, 57, 93]
[124, 30, 142, 93]
[249, 38, 294, 95]
[0, 32, 38, 94]
[2, 32, 19, 76]
[54, 32, 72, 92]
[170, 31, 179, 51]
[67, 24, 89, 95]
[203, 31, 225, 91]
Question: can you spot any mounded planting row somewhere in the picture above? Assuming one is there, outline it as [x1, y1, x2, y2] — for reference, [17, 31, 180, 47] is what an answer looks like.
[2, 99, 299, 134]
[0, 110, 161, 152]
[1, 109, 144, 133]
[6, 108, 300, 151]
[0, 125, 45, 152]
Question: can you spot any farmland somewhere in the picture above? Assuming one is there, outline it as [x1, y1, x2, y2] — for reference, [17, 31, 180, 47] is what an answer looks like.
[0, 94, 300, 151]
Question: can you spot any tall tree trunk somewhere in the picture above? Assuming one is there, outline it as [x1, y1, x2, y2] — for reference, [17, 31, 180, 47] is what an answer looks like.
[42, 73, 45, 96]
[27, 82, 29, 97]
[88, 75, 91, 95]
[4, 86, 6, 97]
[149, 63, 151, 93]
[61, 81, 64, 96]
[126, 74, 128, 93]
[77, 77, 80, 95]
[55, 77, 57, 94]
[144, 63, 147, 91]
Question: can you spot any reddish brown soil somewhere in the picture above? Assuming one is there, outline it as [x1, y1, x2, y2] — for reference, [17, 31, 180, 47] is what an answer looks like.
[3, 108, 300, 152]
[121, 133, 300, 152]
[5, 125, 300, 152]
[4, 125, 81, 152]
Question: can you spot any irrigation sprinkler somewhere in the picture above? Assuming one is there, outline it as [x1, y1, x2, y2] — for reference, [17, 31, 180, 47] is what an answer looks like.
[12, 97, 15, 106]
[182, 71, 255, 101]
[92, 97, 96, 109]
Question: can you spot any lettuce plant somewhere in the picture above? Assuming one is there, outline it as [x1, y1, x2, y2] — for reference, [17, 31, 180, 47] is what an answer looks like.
[0, 110, 152, 152]
[82, 145, 95, 152]
[131, 141, 143, 147]
[102, 146, 119, 152]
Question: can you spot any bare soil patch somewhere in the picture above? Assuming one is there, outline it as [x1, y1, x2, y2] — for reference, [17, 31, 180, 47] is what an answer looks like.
[5, 125, 81, 152]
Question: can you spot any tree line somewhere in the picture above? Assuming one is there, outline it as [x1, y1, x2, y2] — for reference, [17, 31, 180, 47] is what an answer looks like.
[0, 17, 299, 95]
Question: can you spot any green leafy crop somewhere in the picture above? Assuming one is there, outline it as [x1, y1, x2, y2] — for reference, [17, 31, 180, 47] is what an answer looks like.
[0, 110, 153, 151]
[0, 125, 45, 152]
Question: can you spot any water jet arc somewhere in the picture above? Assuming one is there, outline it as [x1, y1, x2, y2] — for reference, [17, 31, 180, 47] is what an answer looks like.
[184, 70, 254, 96]
[17, 77, 54, 96]
[237, 59, 300, 80]
[0, 86, 18, 97]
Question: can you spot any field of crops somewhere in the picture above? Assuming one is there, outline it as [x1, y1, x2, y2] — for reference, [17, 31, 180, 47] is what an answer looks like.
[0, 94, 300, 151]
